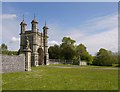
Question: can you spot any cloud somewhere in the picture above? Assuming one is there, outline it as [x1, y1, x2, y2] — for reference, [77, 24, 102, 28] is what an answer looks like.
[10, 37, 20, 43]
[75, 13, 117, 55]
[77, 13, 118, 35]
[1, 12, 117, 54]
[81, 28, 118, 55]
[1, 14, 20, 50]
[48, 13, 118, 55]
[48, 40, 59, 46]
[0, 14, 17, 20]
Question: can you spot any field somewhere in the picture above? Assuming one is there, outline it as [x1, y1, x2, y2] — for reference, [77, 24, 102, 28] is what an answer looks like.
[2, 65, 118, 90]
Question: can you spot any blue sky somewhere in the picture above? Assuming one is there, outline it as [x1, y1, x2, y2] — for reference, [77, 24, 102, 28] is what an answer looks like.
[1, 2, 118, 55]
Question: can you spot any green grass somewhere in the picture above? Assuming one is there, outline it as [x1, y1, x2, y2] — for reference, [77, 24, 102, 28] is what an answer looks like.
[2, 65, 118, 90]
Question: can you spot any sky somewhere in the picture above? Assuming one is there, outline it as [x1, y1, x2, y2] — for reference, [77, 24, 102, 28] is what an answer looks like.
[1, 2, 118, 55]
[1, 0, 120, 2]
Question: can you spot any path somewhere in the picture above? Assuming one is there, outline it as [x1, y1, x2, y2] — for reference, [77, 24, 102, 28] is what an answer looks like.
[47, 65, 119, 70]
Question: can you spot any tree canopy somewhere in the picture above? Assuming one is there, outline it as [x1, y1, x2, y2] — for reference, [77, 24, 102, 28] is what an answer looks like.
[0, 43, 8, 51]
[48, 44, 61, 59]
[48, 37, 93, 64]
[92, 48, 118, 66]
[48, 37, 118, 66]
[75, 44, 93, 64]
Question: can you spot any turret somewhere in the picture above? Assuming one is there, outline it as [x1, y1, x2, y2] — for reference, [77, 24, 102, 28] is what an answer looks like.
[19, 16, 27, 54]
[31, 16, 39, 66]
[43, 22, 48, 37]
[31, 16, 38, 32]
[43, 22, 49, 65]
[20, 19, 27, 34]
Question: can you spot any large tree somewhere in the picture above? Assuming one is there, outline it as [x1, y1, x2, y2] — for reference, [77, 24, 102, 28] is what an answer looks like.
[92, 48, 116, 66]
[61, 37, 76, 46]
[48, 44, 61, 59]
[60, 37, 76, 60]
[75, 44, 93, 64]
[60, 44, 75, 60]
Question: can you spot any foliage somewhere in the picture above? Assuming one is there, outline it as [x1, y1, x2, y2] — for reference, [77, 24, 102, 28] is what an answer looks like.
[75, 44, 93, 64]
[0, 43, 18, 55]
[92, 48, 118, 66]
[0, 43, 8, 51]
[60, 37, 76, 60]
[60, 44, 75, 60]
[48, 44, 61, 59]
[2, 65, 118, 90]
[1, 50, 18, 55]
[48, 37, 93, 64]
[61, 37, 76, 46]
[48, 37, 118, 66]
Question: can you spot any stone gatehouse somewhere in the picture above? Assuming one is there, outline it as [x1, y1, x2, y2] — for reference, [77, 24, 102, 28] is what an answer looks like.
[18, 17, 49, 68]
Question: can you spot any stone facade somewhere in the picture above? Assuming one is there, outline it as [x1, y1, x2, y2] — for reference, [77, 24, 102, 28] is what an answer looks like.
[19, 18, 49, 66]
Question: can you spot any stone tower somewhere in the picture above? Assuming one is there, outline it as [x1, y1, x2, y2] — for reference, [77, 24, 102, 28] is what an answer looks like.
[20, 19, 27, 53]
[43, 22, 49, 65]
[19, 17, 49, 67]
[31, 18, 39, 66]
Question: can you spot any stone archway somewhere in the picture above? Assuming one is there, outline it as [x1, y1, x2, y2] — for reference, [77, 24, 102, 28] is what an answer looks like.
[37, 48, 44, 65]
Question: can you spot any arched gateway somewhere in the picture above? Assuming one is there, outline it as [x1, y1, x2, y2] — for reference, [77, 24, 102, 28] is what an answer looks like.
[38, 48, 44, 65]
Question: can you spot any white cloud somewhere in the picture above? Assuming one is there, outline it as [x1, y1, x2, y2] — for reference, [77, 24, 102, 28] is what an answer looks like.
[48, 40, 59, 46]
[10, 37, 20, 43]
[78, 13, 118, 35]
[81, 28, 118, 55]
[0, 14, 17, 20]
[1, 13, 118, 54]
[1, 14, 20, 50]
[48, 13, 118, 55]
[77, 13, 117, 55]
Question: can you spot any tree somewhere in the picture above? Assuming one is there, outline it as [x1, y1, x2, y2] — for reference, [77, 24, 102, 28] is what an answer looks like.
[48, 44, 61, 59]
[0, 43, 8, 51]
[75, 44, 93, 64]
[60, 44, 75, 60]
[61, 37, 76, 46]
[0, 43, 18, 55]
[92, 48, 115, 66]
[60, 37, 76, 61]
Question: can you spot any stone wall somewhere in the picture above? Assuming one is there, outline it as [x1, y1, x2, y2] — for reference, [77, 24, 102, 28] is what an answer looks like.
[79, 61, 87, 65]
[49, 59, 87, 65]
[49, 59, 63, 64]
[1, 54, 25, 73]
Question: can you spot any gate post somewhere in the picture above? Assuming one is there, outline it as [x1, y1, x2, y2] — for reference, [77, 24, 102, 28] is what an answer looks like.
[23, 37, 32, 71]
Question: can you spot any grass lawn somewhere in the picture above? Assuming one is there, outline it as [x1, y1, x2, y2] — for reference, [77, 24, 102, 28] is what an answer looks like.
[2, 65, 118, 90]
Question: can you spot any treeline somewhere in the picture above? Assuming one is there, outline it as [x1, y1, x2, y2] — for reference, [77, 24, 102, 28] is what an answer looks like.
[49, 37, 119, 66]
[1, 37, 119, 66]
[92, 48, 118, 66]
[0, 43, 18, 55]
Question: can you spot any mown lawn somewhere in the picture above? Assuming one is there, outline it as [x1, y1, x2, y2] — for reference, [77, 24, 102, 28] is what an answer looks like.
[2, 65, 118, 90]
